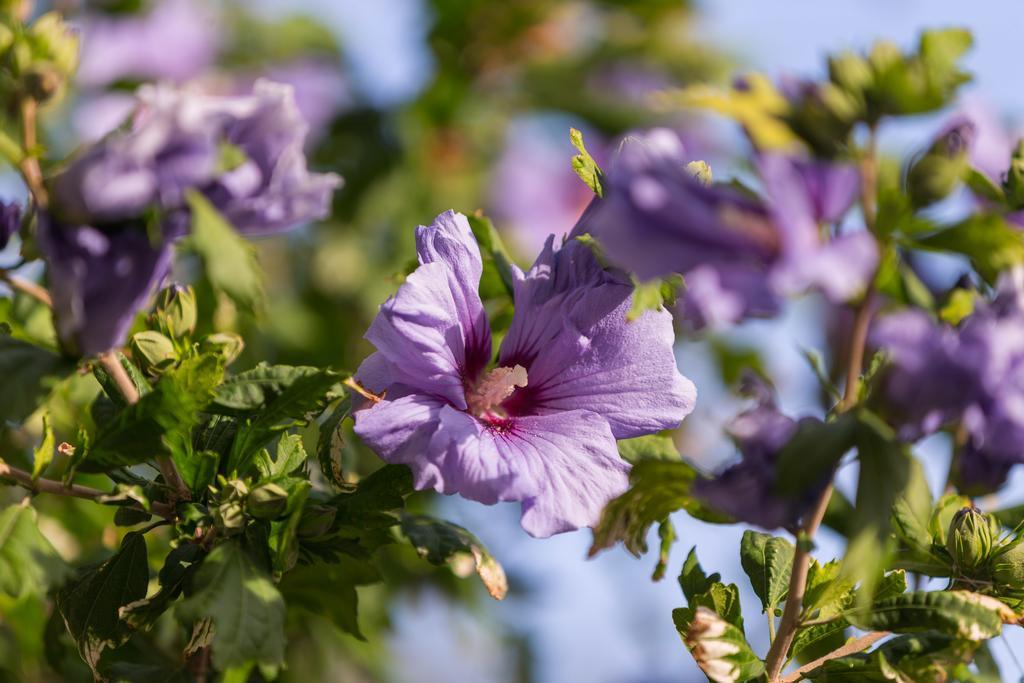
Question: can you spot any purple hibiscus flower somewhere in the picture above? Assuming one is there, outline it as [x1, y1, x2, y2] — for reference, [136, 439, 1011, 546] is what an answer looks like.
[44, 81, 341, 355]
[694, 400, 825, 530]
[873, 283, 1024, 493]
[353, 211, 696, 537]
[576, 129, 874, 330]
[757, 153, 877, 303]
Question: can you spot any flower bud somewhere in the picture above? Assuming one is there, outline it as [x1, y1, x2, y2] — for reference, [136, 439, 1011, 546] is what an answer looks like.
[992, 542, 1024, 587]
[907, 121, 974, 208]
[154, 284, 197, 338]
[247, 483, 289, 520]
[213, 501, 246, 535]
[129, 330, 176, 375]
[297, 504, 336, 538]
[684, 608, 743, 683]
[199, 332, 245, 365]
[828, 51, 873, 94]
[946, 506, 993, 573]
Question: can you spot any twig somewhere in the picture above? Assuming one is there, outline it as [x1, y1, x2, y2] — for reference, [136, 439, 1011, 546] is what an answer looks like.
[18, 97, 47, 208]
[97, 352, 191, 502]
[779, 632, 890, 683]
[0, 458, 174, 519]
[764, 128, 881, 682]
[0, 268, 52, 307]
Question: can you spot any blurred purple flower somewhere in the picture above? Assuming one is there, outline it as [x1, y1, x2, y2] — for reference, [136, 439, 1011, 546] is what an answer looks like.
[353, 211, 695, 537]
[54, 80, 342, 235]
[873, 285, 1024, 493]
[45, 81, 341, 354]
[758, 153, 877, 303]
[260, 59, 352, 142]
[490, 119, 597, 258]
[76, 0, 218, 87]
[694, 402, 824, 529]
[37, 214, 186, 356]
[576, 129, 778, 282]
[0, 201, 20, 251]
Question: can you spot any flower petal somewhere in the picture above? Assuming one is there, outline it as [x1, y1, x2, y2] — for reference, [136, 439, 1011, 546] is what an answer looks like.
[500, 239, 695, 438]
[351, 393, 447, 491]
[38, 216, 173, 356]
[363, 212, 491, 407]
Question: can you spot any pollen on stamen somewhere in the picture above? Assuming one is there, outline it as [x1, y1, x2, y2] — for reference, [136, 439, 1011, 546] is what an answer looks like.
[467, 364, 528, 417]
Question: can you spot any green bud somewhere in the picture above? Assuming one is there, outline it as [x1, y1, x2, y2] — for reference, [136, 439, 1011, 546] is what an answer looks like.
[946, 506, 993, 573]
[213, 501, 246, 535]
[907, 123, 972, 208]
[154, 284, 197, 338]
[129, 330, 176, 375]
[199, 332, 245, 365]
[247, 482, 289, 520]
[297, 504, 336, 538]
[219, 478, 250, 503]
[828, 50, 873, 94]
[992, 542, 1024, 587]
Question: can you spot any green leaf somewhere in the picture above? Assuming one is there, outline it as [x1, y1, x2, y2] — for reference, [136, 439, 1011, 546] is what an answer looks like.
[891, 457, 936, 562]
[400, 514, 507, 600]
[0, 503, 69, 597]
[213, 363, 340, 413]
[256, 432, 308, 480]
[842, 414, 918, 605]
[0, 331, 74, 423]
[92, 351, 151, 408]
[675, 607, 764, 683]
[964, 167, 1005, 203]
[589, 460, 729, 559]
[121, 543, 204, 630]
[55, 532, 149, 673]
[848, 590, 1011, 641]
[628, 275, 683, 322]
[466, 212, 516, 299]
[678, 547, 721, 603]
[617, 432, 680, 464]
[223, 364, 342, 475]
[186, 190, 262, 308]
[938, 288, 976, 326]
[30, 414, 55, 481]
[569, 127, 603, 197]
[316, 394, 351, 488]
[740, 531, 794, 614]
[176, 542, 285, 671]
[651, 519, 676, 581]
[910, 213, 1024, 283]
[774, 413, 858, 496]
[84, 354, 223, 472]
[331, 464, 413, 532]
[279, 558, 381, 640]
[268, 479, 310, 575]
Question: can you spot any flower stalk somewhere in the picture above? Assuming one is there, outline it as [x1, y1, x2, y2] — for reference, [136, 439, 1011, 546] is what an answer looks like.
[763, 130, 880, 682]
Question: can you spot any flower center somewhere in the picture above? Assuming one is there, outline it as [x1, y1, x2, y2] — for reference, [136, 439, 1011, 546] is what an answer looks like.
[467, 365, 528, 418]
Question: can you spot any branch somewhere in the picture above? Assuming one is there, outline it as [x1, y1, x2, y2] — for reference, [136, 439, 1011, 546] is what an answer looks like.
[779, 632, 890, 683]
[764, 129, 881, 682]
[0, 268, 52, 307]
[18, 97, 48, 208]
[97, 352, 191, 502]
[0, 458, 174, 519]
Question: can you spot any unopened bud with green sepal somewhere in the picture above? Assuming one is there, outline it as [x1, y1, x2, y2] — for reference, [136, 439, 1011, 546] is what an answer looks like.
[907, 121, 973, 208]
[213, 501, 246, 535]
[154, 284, 197, 338]
[946, 506, 993, 573]
[247, 482, 289, 520]
[200, 331, 245, 365]
[992, 542, 1024, 588]
[297, 504, 336, 538]
[130, 330, 176, 375]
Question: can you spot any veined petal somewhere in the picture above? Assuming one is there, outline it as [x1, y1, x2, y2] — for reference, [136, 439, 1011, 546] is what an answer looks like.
[351, 393, 447, 490]
[363, 212, 492, 407]
[500, 239, 695, 438]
